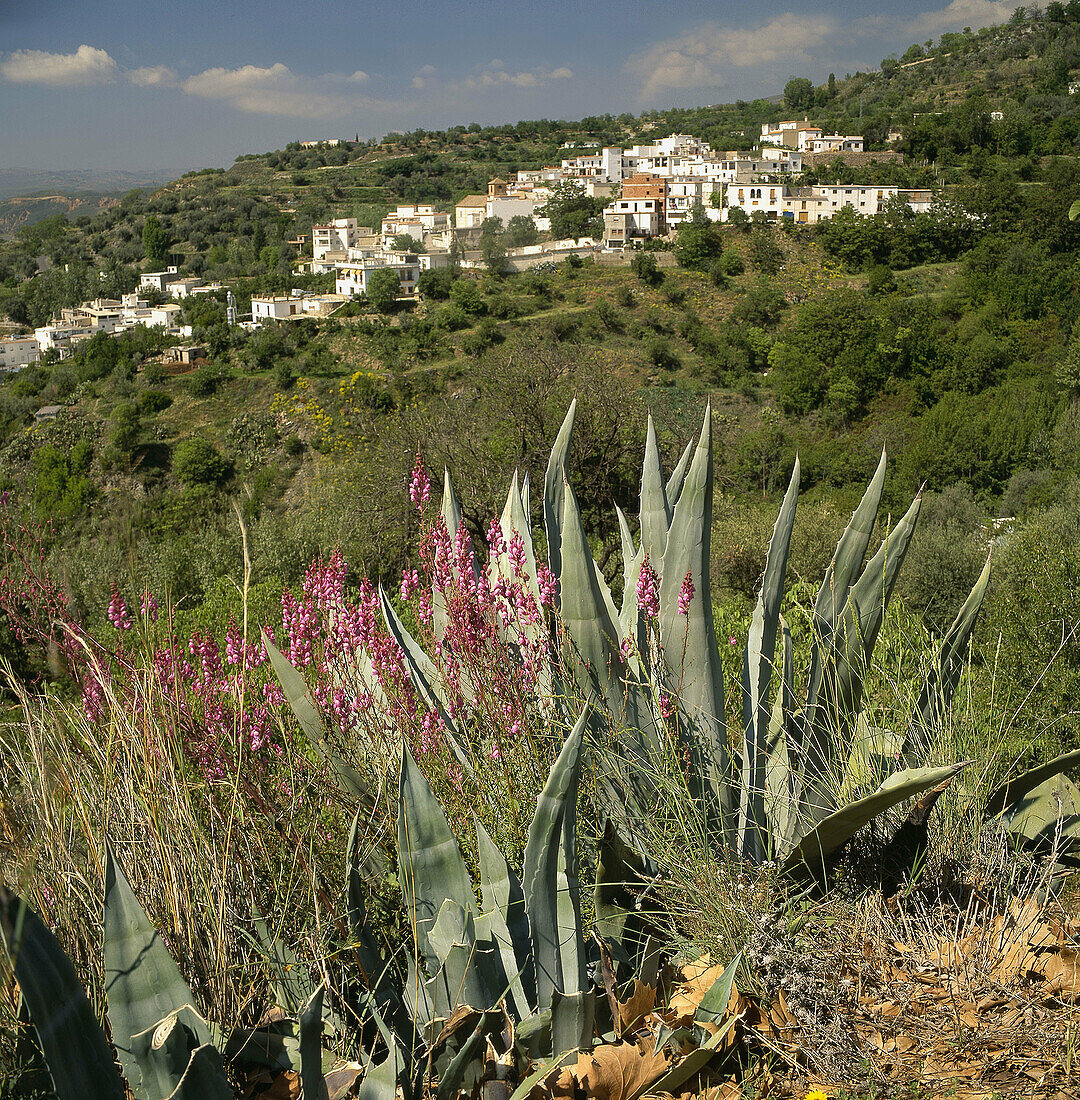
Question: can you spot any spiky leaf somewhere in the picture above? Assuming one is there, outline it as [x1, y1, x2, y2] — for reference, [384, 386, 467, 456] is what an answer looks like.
[0, 894, 124, 1100]
[985, 749, 1080, 819]
[640, 415, 671, 570]
[544, 400, 577, 591]
[522, 710, 589, 1016]
[781, 762, 967, 878]
[739, 458, 799, 862]
[103, 844, 219, 1096]
[264, 634, 370, 802]
[300, 989, 329, 1100]
[658, 404, 731, 827]
[913, 551, 992, 733]
[397, 745, 477, 982]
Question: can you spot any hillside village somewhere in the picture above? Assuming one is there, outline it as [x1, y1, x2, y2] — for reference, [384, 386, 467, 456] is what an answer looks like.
[0, 120, 937, 372]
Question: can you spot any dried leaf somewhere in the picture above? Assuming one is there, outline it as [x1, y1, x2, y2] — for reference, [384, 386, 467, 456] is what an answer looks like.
[262, 1070, 301, 1100]
[617, 981, 657, 1038]
[570, 1038, 671, 1100]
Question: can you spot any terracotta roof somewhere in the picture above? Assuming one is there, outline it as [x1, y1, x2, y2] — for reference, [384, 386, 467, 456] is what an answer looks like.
[456, 194, 488, 207]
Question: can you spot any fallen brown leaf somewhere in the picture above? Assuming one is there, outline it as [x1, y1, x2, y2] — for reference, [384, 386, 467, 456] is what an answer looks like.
[618, 980, 658, 1037]
[571, 1038, 672, 1100]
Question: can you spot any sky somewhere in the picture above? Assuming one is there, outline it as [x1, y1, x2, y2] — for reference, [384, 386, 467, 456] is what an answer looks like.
[0, 0, 1020, 172]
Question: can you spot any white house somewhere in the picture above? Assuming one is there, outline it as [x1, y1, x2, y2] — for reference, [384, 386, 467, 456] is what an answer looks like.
[252, 295, 306, 322]
[312, 218, 363, 260]
[35, 324, 94, 354]
[455, 195, 489, 229]
[139, 267, 180, 292]
[0, 336, 41, 371]
[335, 253, 421, 299]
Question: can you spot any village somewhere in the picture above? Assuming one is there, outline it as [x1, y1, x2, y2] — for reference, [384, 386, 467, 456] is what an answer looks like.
[0, 119, 934, 373]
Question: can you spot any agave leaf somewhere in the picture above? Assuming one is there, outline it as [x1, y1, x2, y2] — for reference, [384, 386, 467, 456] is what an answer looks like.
[806, 448, 887, 711]
[0, 894, 124, 1100]
[615, 506, 648, 677]
[739, 459, 799, 863]
[435, 1015, 488, 1100]
[913, 550, 992, 734]
[523, 709, 589, 1014]
[550, 987, 595, 1059]
[493, 471, 543, 611]
[558, 479, 636, 722]
[476, 819, 535, 1018]
[658, 404, 732, 828]
[131, 1014, 228, 1100]
[521, 471, 530, 521]
[354, 1042, 404, 1100]
[651, 957, 741, 1095]
[781, 762, 967, 879]
[264, 633, 371, 803]
[984, 749, 1080, 819]
[693, 952, 741, 1026]
[161, 1042, 232, 1100]
[1001, 773, 1080, 856]
[300, 989, 329, 1100]
[544, 400, 577, 591]
[346, 808, 399, 1015]
[397, 744, 477, 982]
[252, 909, 315, 1019]
[804, 491, 922, 796]
[434, 468, 471, 644]
[640, 414, 671, 570]
[666, 438, 694, 510]
[103, 844, 219, 1096]
[224, 1019, 301, 1074]
[426, 900, 493, 1014]
[764, 621, 801, 858]
[379, 587, 474, 777]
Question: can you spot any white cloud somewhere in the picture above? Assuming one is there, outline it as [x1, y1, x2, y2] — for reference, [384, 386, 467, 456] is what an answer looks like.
[128, 65, 177, 87]
[456, 61, 573, 91]
[627, 14, 837, 100]
[0, 44, 118, 86]
[181, 62, 356, 118]
[346, 69, 369, 83]
[901, 0, 1015, 38]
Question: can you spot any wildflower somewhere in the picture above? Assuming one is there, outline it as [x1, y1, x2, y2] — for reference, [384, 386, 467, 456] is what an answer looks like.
[659, 694, 675, 720]
[536, 563, 557, 607]
[408, 450, 430, 509]
[400, 568, 419, 601]
[486, 518, 505, 556]
[107, 590, 132, 631]
[677, 570, 695, 616]
[803, 1091, 829, 1100]
[140, 590, 159, 622]
[636, 554, 660, 618]
[729, 635, 737, 647]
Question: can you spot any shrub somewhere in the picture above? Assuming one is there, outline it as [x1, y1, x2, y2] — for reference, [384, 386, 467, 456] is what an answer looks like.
[136, 389, 172, 414]
[646, 336, 680, 371]
[631, 252, 664, 287]
[172, 437, 230, 487]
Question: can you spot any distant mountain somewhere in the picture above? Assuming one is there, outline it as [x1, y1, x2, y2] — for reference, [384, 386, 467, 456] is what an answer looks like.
[0, 167, 195, 201]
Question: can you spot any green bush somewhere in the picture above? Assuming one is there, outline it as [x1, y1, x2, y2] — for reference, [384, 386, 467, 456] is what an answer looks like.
[173, 437, 230, 487]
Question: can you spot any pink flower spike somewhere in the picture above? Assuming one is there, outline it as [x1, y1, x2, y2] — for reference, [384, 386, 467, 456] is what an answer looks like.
[636, 554, 660, 619]
[107, 590, 132, 631]
[677, 571, 695, 616]
[409, 450, 431, 510]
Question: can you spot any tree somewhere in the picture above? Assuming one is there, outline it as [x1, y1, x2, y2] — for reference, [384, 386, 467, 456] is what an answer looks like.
[142, 215, 170, 267]
[506, 215, 538, 247]
[366, 267, 402, 313]
[537, 181, 605, 240]
[673, 205, 723, 271]
[479, 217, 507, 274]
[784, 77, 814, 111]
[391, 233, 424, 252]
[630, 251, 663, 287]
[173, 437, 229, 487]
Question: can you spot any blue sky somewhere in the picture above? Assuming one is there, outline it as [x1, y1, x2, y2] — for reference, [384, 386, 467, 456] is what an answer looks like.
[0, 0, 1017, 171]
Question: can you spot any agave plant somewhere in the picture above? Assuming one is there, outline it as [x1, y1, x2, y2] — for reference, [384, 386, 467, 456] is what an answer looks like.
[0, 849, 338, 1100]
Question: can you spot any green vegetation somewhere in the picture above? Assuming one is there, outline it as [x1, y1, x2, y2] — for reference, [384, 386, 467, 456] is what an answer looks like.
[3, 9, 1080, 1094]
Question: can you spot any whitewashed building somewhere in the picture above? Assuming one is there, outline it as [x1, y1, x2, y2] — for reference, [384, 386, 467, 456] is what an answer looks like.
[0, 336, 41, 371]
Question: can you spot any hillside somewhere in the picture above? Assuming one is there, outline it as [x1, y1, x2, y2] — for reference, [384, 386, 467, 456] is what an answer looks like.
[0, 5, 1078, 642]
